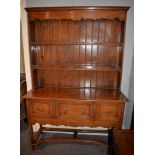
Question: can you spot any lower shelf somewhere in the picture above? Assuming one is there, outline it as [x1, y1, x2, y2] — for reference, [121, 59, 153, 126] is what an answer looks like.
[30, 125, 110, 150]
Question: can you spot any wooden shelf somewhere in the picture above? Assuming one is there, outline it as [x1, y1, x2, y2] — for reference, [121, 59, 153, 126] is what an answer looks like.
[31, 42, 123, 46]
[32, 65, 121, 72]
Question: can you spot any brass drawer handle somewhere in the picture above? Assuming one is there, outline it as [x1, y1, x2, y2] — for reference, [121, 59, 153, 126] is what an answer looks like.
[64, 108, 68, 114]
[105, 111, 112, 117]
[37, 108, 44, 112]
[80, 108, 85, 114]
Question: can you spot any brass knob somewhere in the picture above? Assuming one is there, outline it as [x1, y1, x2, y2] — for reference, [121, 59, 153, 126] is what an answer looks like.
[64, 108, 68, 114]
[80, 108, 85, 114]
[37, 108, 44, 112]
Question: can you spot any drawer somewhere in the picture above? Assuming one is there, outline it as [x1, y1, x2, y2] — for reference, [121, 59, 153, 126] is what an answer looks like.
[95, 102, 125, 128]
[29, 100, 53, 117]
[56, 101, 94, 121]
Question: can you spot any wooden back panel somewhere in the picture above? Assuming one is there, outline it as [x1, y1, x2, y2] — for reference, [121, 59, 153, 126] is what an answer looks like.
[30, 19, 124, 42]
[26, 7, 128, 89]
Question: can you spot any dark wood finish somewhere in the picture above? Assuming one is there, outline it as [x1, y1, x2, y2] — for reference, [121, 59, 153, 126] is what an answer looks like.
[24, 6, 129, 150]
[112, 129, 134, 155]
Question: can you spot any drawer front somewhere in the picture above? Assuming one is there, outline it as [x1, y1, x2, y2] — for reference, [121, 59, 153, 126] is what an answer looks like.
[56, 101, 93, 121]
[27, 99, 125, 128]
[29, 100, 53, 118]
[95, 102, 125, 128]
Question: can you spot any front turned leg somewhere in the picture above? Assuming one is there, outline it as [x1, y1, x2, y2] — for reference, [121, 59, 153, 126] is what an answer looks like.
[31, 144, 36, 150]
[107, 128, 113, 155]
[28, 124, 36, 150]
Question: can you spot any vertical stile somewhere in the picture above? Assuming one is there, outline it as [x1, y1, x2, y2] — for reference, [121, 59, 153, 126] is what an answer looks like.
[85, 20, 86, 67]
[71, 20, 74, 88]
[37, 20, 40, 42]
[40, 21, 43, 66]
[49, 46, 52, 87]
[104, 21, 108, 68]
[91, 20, 93, 66]
[90, 20, 93, 88]
[96, 20, 99, 88]
[45, 20, 48, 42]
[76, 21, 81, 88]
[59, 20, 62, 70]
[36, 45, 39, 67]
[78, 21, 81, 88]
[78, 20, 81, 67]
[47, 21, 50, 68]
[111, 20, 114, 67]
[42, 20, 45, 42]
[116, 20, 121, 68]
[38, 45, 41, 66]
[34, 20, 37, 64]
[74, 21, 80, 88]
[78, 21, 80, 67]
[113, 71, 117, 89]
[97, 20, 100, 88]
[107, 46, 110, 88]
[35, 20, 38, 42]
[40, 20, 42, 42]
[84, 20, 87, 88]
[59, 20, 61, 87]
[54, 45, 57, 88]
[52, 21, 57, 88]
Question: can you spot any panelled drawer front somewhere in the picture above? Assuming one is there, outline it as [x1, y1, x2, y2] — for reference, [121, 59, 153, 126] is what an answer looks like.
[29, 100, 53, 117]
[28, 99, 125, 128]
[56, 101, 93, 120]
[95, 102, 125, 127]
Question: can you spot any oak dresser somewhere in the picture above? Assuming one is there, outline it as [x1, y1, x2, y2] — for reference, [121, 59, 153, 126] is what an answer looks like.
[23, 6, 129, 151]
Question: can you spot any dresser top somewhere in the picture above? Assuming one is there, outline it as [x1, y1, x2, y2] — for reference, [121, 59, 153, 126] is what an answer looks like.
[23, 88, 127, 102]
[26, 6, 129, 21]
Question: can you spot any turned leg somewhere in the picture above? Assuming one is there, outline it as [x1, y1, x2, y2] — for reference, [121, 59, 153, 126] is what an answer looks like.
[108, 128, 113, 155]
[40, 124, 43, 133]
[26, 101, 36, 150]
[28, 124, 36, 150]
[31, 145, 36, 150]
[73, 131, 78, 138]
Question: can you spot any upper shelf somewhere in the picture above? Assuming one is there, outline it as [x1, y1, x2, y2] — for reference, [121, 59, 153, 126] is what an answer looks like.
[32, 65, 121, 72]
[31, 42, 123, 46]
